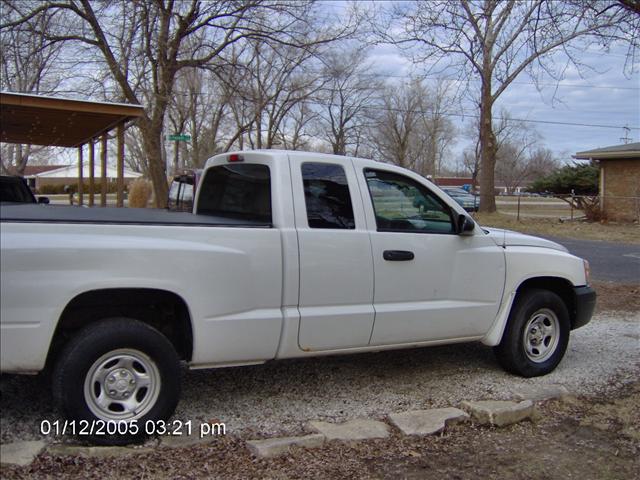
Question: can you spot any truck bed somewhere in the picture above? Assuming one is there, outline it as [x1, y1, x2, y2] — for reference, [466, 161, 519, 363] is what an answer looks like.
[0, 204, 271, 227]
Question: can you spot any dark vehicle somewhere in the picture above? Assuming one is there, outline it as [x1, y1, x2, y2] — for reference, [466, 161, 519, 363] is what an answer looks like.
[0, 176, 49, 204]
[441, 187, 479, 212]
[167, 169, 202, 212]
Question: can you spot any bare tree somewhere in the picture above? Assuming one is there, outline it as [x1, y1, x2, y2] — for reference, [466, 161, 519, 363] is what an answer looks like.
[166, 66, 232, 172]
[277, 101, 317, 150]
[462, 110, 557, 193]
[418, 79, 456, 177]
[3, 0, 353, 206]
[372, 78, 455, 177]
[315, 47, 383, 156]
[217, 39, 323, 151]
[494, 113, 541, 194]
[379, 1, 630, 212]
[372, 80, 423, 170]
[0, 2, 66, 174]
[613, 0, 640, 75]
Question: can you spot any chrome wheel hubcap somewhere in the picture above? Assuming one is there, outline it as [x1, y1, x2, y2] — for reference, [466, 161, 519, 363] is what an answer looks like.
[84, 349, 160, 421]
[523, 309, 560, 363]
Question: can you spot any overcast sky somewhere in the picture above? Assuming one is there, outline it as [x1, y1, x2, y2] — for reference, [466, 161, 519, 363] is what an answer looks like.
[338, 0, 640, 165]
[366, 41, 639, 164]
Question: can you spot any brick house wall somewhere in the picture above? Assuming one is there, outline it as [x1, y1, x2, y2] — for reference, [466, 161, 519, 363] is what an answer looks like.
[600, 159, 640, 222]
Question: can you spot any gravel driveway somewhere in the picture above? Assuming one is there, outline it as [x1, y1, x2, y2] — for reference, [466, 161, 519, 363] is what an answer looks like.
[1, 310, 638, 445]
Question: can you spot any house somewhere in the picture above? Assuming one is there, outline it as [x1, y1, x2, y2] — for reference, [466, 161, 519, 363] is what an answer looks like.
[30, 162, 143, 191]
[21, 165, 69, 189]
[574, 142, 640, 222]
[433, 177, 472, 189]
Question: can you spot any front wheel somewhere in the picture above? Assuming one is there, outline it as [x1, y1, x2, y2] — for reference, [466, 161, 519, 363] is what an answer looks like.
[494, 289, 570, 377]
[52, 318, 182, 445]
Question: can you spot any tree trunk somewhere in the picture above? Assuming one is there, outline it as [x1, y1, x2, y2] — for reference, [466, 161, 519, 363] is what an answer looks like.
[139, 120, 169, 208]
[478, 80, 497, 213]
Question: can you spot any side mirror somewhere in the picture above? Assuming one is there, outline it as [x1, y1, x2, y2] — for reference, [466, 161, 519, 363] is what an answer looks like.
[37, 197, 50, 205]
[456, 214, 475, 235]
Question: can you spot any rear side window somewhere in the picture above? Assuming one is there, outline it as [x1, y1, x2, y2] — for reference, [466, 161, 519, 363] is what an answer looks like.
[196, 164, 271, 223]
[301, 162, 355, 229]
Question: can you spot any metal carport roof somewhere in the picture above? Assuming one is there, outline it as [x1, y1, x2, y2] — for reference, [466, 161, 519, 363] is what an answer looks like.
[0, 91, 143, 147]
[0, 92, 144, 207]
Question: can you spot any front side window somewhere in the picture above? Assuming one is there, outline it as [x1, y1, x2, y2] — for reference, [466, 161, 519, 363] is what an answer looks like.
[301, 162, 355, 229]
[197, 164, 271, 223]
[364, 169, 453, 234]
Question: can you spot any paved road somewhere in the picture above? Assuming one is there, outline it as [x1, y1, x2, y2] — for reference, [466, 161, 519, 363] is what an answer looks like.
[544, 236, 640, 283]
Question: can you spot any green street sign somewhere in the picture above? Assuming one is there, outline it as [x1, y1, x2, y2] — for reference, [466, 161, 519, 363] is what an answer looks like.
[168, 134, 191, 141]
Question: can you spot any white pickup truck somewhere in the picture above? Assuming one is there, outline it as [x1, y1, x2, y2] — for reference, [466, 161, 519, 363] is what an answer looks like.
[0, 150, 595, 443]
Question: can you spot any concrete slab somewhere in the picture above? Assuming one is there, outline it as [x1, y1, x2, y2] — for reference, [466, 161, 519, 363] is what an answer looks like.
[511, 384, 571, 403]
[308, 419, 390, 441]
[462, 400, 534, 427]
[0, 440, 47, 467]
[246, 434, 325, 458]
[388, 407, 469, 436]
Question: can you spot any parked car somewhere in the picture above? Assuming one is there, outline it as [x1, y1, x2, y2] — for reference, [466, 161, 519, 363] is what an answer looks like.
[441, 187, 479, 212]
[0, 175, 49, 204]
[167, 169, 202, 212]
[1, 151, 595, 445]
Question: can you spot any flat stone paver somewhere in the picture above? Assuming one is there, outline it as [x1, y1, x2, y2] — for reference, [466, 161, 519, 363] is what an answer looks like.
[46, 444, 153, 458]
[0, 440, 47, 467]
[159, 421, 219, 448]
[388, 407, 469, 436]
[246, 434, 325, 458]
[462, 399, 534, 427]
[308, 419, 390, 441]
[511, 384, 571, 403]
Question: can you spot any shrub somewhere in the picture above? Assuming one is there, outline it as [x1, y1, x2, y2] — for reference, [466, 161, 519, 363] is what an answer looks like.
[37, 181, 121, 195]
[528, 162, 599, 196]
[127, 178, 153, 208]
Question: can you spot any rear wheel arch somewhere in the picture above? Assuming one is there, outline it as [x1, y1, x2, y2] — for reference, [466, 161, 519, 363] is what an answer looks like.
[46, 288, 193, 371]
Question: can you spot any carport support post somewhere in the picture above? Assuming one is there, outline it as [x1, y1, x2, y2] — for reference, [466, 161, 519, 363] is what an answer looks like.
[88, 140, 95, 207]
[117, 123, 124, 207]
[77, 145, 84, 206]
[100, 134, 107, 207]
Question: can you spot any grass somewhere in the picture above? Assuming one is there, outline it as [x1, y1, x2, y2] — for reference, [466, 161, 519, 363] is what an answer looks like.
[474, 212, 640, 244]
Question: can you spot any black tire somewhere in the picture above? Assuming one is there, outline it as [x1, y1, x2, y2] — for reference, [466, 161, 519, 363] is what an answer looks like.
[52, 318, 181, 445]
[494, 289, 570, 377]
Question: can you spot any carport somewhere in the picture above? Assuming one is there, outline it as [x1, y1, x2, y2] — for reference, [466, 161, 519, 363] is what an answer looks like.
[0, 92, 144, 207]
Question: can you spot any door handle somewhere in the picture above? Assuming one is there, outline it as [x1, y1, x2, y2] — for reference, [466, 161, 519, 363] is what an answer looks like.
[383, 250, 415, 261]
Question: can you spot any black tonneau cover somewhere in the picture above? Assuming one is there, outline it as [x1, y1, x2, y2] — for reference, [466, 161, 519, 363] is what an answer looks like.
[0, 204, 271, 227]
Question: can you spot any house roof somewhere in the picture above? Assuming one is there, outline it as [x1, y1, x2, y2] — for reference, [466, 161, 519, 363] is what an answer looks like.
[433, 177, 472, 187]
[25, 165, 69, 176]
[0, 92, 144, 148]
[574, 142, 640, 160]
[34, 162, 142, 179]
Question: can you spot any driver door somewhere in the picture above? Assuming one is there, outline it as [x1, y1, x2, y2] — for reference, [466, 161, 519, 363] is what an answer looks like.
[354, 164, 506, 346]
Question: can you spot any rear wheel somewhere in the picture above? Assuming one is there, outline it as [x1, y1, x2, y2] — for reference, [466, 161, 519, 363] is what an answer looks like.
[52, 318, 182, 445]
[494, 289, 570, 377]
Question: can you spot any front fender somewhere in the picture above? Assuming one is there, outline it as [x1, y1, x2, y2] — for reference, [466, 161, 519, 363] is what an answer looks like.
[481, 246, 587, 346]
